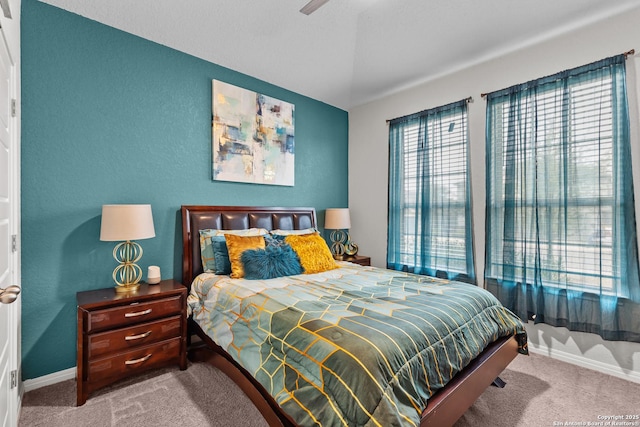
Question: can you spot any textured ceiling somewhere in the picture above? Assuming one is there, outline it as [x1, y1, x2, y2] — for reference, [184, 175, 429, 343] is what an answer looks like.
[40, 0, 640, 109]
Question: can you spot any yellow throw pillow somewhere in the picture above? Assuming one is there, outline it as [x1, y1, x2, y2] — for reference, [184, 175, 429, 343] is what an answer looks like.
[225, 234, 266, 278]
[285, 233, 338, 274]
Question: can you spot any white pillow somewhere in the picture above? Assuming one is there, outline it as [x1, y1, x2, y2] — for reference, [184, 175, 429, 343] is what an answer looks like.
[270, 228, 317, 236]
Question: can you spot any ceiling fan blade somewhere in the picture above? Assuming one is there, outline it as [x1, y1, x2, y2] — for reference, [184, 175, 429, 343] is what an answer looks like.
[300, 0, 330, 15]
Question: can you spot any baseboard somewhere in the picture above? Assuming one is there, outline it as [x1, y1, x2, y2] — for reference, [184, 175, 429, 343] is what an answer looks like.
[527, 345, 640, 384]
[23, 367, 76, 392]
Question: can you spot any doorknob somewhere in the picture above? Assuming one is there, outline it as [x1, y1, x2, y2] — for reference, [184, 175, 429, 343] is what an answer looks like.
[0, 285, 20, 304]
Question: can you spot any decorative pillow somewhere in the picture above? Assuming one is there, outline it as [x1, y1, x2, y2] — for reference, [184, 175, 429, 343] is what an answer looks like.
[264, 234, 286, 246]
[211, 237, 232, 275]
[199, 229, 221, 272]
[285, 233, 338, 274]
[241, 244, 303, 280]
[225, 234, 266, 278]
[198, 228, 268, 273]
[270, 228, 317, 236]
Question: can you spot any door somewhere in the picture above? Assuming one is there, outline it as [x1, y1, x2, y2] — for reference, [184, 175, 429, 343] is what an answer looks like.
[0, 20, 19, 427]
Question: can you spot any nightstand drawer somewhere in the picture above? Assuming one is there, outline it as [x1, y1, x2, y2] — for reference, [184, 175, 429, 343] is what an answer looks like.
[87, 337, 181, 383]
[85, 295, 183, 332]
[87, 315, 182, 359]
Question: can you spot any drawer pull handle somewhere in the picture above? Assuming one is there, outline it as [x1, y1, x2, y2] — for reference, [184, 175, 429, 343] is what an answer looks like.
[125, 354, 152, 365]
[125, 331, 152, 341]
[124, 308, 152, 318]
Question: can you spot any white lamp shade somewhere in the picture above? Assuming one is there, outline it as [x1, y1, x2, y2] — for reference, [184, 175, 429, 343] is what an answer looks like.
[100, 204, 156, 241]
[324, 208, 351, 230]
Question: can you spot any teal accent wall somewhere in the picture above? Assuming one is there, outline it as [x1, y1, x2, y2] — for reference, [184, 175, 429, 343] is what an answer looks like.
[21, 0, 348, 379]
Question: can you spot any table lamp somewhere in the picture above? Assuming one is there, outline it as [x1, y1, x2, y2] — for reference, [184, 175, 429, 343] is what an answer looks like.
[324, 208, 358, 260]
[100, 204, 156, 293]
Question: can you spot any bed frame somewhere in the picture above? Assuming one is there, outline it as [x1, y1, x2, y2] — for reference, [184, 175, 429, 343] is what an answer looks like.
[181, 205, 521, 427]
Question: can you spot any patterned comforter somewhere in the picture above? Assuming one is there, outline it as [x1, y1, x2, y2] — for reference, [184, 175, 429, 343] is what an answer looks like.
[187, 262, 527, 427]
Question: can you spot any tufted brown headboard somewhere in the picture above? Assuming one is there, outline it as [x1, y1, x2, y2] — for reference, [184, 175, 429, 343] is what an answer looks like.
[181, 205, 317, 288]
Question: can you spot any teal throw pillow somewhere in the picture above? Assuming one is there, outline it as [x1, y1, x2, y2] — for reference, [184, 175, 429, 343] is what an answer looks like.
[211, 236, 232, 275]
[241, 244, 303, 280]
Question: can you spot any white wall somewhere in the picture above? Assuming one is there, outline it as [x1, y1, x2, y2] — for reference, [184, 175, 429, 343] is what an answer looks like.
[348, 6, 640, 382]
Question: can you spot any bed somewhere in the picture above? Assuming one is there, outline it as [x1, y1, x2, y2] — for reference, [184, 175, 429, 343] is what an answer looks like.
[181, 205, 527, 426]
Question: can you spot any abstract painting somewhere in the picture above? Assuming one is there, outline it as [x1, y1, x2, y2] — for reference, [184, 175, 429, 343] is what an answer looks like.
[212, 80, 295, 186]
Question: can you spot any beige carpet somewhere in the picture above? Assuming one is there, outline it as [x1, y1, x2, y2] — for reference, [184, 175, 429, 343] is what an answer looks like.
[19, 352, 640, 427]
[456, 352, 640, 427]
[19, 362, 268, 427]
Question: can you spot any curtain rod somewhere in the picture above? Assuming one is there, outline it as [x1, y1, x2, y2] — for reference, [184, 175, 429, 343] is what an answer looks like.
[386, 96, 472, 124]
[479, 49, 636, 98]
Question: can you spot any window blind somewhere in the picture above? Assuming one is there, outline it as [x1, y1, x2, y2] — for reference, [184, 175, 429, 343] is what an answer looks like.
[486, 70, 619, 291]
[388, 99, 474, 280]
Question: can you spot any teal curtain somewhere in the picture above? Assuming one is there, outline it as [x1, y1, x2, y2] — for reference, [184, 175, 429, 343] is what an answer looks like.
[388, 99, 475, 283]
[485, 55, 640, 342]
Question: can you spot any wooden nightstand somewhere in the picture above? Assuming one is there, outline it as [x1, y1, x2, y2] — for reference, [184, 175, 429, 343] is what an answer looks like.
[343, 255, 371, 266]
[76, 279, 187, 406]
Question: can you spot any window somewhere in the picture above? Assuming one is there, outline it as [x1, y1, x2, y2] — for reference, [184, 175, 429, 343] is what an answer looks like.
[485, 55, 640, 342]
[388, 99, 474, 281]
[487, 76, 618, 292]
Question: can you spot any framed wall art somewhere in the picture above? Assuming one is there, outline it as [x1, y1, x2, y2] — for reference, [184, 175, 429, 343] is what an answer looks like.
[212, 80, 295, 186]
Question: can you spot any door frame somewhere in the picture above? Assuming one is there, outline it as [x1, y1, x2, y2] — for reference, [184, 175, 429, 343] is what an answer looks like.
[0, 0, 21, 425]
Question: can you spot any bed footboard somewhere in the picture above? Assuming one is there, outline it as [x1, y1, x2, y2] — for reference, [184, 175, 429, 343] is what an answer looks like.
[420, 335, 519, 426]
